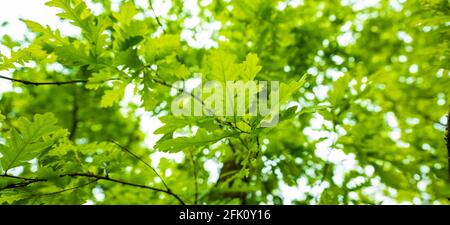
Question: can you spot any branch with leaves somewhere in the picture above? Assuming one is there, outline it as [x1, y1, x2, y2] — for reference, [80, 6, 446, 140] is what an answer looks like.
[0, 75, 122, 86]
[0, 75, 88, 86]
[0, 172, 185, 205]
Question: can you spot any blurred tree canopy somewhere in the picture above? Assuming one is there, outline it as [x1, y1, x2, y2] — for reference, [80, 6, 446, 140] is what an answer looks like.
[0, 0, 449, 204]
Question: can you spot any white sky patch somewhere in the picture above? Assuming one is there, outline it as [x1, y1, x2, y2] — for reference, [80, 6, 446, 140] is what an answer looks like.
[337, 31, 355, 47]
[120, 84, 142, 114]
[183, 77, 202, 92]
[385, 112, 398, 128]
[204, 159, 220, 183]
[0, 70, 14, 95]
[331, 55, 344, 65]
[140, 111, 164, 148]
[341, 0, 380, 11]
[279, 181, 300, 204]
[389, 0, 404, 12]
[83, 200, 95, 205]
[409, 64, 419, 73]
[397, 31, 413, 44]
[92, 186, 105, 202]
[278, 176, 314, 204]
[312, 85, 329, 101]
[180, 0, 220, 48]
[151, 0, 172, 17]
[119, 84, 164, 150]
[149, 151, 184, 168]
[385, 112, 402, 141]
[84, 0, 104, 15]
[0, 0, 80, 42]
[325, 68, 345, 81]
[6, 166, 24, 176]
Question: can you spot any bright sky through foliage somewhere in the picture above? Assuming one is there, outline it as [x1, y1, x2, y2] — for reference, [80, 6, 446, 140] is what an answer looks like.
[0, 0, 448, 205]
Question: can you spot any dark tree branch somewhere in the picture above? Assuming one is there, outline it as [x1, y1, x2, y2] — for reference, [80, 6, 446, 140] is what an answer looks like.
[1, 173, 44, 181]
[0, 75, 88, 86]
[23, 178, 99, 200]
[0, 173, 186, 205]
[0, 75, 120, 86]
[0, 173, 46, 190]
[71, 173, 185, 204]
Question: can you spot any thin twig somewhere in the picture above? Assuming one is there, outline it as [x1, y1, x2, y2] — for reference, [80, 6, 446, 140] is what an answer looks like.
[148, 0, 166, 34]
[151, 75, 250, 134]
[0, 75, 119, 86]
[0, 75, 88, 85]
[189, 151, 198, 205]
[69, 87, 79, 140]
[0, 176, 44, 191]
[109, 140, 171, 192]
[67, 173, 185, 205]
[23, 178, 99, 200]
[0, 173, 186, 205]
[445, 106, 450, 184]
